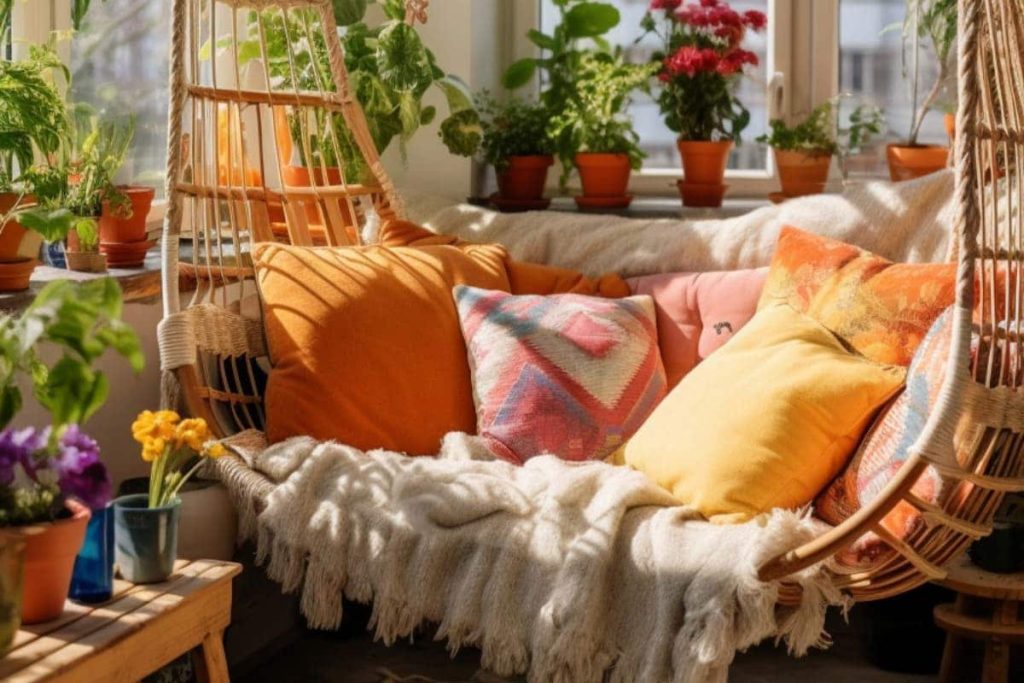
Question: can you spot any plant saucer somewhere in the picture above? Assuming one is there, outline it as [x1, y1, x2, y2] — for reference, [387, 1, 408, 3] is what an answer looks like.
[574, 195, 633, 211]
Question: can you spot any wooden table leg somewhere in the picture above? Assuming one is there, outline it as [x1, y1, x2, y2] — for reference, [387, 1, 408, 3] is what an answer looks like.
[938, 594, 967, 683]
[982, 638, 1009, 683]
[193, 630, 230, 683]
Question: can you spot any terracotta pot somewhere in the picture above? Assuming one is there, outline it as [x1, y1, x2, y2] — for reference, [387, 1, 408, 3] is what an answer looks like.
[676, 180, 728, 208]
[0, 193, 42, 292]
[944, 113, 956, 143]
[677, 140, 733, 185]
[886, 144, 950, 182]
[0, 532, 26, 650]
[20, 500, 91, 624]
[496, 155, 554, 201]
[99, 186, 156, 244]
[774, 149, 833, 197]
[575, 153, 631, 198]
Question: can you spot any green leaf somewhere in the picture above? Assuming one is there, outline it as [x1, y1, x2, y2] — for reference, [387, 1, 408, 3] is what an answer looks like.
[527, 29, 557, 50]
[502, 58, 537, 90]
[0, 385, 21, 431]
[563, 3, 620, 38]
[434, 74, 474, 113]
[16, 207, 76, 242]
[333, 0, 369, 26]
[419, 105, 437, 125]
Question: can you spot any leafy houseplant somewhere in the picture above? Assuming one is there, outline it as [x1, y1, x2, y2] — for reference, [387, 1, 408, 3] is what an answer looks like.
[114, 411, 224, 584]
[886, 0, 957, 181]
[643, 0, 766, 207]
[548, 52, 658, 205]
[477, 97, 556, 207]
[229, 2, 475, 190]
[0, 44, 71, 291]
[0, 278, 143, 627]
[758, 102, 837, 198]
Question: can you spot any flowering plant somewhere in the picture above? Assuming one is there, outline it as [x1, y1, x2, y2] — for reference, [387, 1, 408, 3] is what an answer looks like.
[0, 425, 110, 525]
[642, 0, 766, 141]
[131, 411, 225, 509]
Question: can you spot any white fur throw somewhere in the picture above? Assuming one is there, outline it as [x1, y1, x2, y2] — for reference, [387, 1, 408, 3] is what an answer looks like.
[402, 171, 956, 276]
[215, 431, 847, 683]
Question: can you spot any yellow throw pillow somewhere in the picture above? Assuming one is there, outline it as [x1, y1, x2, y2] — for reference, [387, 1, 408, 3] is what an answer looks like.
[620, 303, 905, 523]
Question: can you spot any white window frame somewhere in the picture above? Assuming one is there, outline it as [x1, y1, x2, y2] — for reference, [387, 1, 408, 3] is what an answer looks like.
[516, 0, 841, 198]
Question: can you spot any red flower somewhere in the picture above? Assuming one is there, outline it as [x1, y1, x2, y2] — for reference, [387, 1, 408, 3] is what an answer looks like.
[700, 0, 719, 6]
[714, 24, 743, 47]
[650, 0, 682, 10]
[677, 4, 710, 26]
[743, 9, 768, 30]
[709, 6, 742, 27]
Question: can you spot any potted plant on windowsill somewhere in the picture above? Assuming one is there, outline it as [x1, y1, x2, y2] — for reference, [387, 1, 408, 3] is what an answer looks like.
[0, 45, 72, 291]
[115, 411, 225, 584]
[643, 0, 766, 207]
[475, 97, 556, 211]
[0, 279, 143, 632]
[549, 52, 657, 210]
[886, 0, 957, 181]
[98, 185, 156, 268]
[758, 102, 838, 199]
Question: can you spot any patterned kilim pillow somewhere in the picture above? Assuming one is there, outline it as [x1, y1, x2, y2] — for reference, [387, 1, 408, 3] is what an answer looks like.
[454, 286, 667, 465]
[816, 306, 954, 561]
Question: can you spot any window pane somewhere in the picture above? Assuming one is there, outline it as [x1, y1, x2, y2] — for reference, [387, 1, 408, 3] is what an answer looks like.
[71, 0, 171, 197]
[540, 0, 770, 173]
[839, 0, 951, 177]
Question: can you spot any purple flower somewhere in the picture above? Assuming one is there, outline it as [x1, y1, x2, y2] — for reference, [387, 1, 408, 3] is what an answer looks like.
[0, 427, 48, 485]
[53, 425, 111, 509]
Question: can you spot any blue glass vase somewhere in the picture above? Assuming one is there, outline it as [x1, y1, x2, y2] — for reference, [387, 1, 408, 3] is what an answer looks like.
[69, 504, 114, 603]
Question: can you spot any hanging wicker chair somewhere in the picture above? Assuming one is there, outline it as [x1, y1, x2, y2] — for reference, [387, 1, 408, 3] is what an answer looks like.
[159, 0, 1024, 612]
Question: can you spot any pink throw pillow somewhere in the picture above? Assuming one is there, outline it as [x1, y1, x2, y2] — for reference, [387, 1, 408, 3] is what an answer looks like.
[627, 269, 768, 387]
[454, 286, 667, 465]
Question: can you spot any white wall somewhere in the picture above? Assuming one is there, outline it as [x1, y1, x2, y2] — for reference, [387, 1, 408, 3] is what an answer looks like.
[12, 302, 163, 489]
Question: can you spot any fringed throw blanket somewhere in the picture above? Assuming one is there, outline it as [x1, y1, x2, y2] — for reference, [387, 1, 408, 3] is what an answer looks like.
[214, 430, 848, 683]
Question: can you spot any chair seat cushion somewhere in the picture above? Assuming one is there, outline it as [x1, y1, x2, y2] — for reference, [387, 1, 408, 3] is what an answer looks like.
[627, 269, 768, 388]
[255, 242, 512, 455]
[454, 286, 666, 464]
[759, 226, 956, 366]
[619, 303, 905, 523]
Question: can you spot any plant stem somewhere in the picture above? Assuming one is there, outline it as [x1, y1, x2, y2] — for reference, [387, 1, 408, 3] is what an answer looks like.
[163, 459, 204, 504]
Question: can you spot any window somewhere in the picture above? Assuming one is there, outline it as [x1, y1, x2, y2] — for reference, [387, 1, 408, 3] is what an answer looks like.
[539, 0, 772, 175]
[8, 0, 171, 200]
[838, 0, 951, 178]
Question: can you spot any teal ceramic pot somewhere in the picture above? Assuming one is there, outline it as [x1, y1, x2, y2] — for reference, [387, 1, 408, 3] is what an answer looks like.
[114, 494, 181, 584]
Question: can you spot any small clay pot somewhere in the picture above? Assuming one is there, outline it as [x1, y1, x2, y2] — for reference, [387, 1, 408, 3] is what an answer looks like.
[20, 500, 91, 624]
[677, 140, 733, 185]
[886, 144, 950, 182]
[99, 186, 156, 244]
[496, 155, 554, 201]
[575, 153, 631, 198]
[774, 149, 833, 197]
[0, 258, 37, 292]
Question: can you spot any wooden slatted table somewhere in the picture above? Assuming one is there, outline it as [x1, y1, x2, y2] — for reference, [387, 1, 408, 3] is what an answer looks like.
[0, 559, 241, 682]
[934, 555, 1024, 683]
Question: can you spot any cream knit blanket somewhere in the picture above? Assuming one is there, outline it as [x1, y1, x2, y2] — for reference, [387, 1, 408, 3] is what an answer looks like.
[215, 430, 847, 683]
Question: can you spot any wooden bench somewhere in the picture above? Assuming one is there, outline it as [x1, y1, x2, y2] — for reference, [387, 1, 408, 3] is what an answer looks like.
[0, 558, 241, 682]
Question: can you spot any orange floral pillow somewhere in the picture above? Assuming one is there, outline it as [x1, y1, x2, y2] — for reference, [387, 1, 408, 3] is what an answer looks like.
[758, 226, 956, 366]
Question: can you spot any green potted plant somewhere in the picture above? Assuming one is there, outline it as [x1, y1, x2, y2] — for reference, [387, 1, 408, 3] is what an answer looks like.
[758, 101, 838, 198]
[116, 411, 225, 584]
[477, 97, 556, 210]
[548, 51, 657, 209]
[226, 1, 475, 233]
[0, 44, 71, 291]
[643, 0, 766, 207]
[886, 0, 957, 181]
[835, 99, 886, 182]
[0, 278, 143, 630]
[17, 114, 134, 274]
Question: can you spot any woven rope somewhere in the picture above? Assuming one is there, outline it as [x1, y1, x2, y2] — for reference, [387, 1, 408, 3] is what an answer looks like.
[159, 305, 267, 371]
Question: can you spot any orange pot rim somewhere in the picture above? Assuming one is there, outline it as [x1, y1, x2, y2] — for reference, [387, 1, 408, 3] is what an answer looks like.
[677, 139, 734, 149]
[16, 498, 90, 540]
[773, 148, 834, 160]
[886, 142, 950, 152]
[505, 154, 555, 168]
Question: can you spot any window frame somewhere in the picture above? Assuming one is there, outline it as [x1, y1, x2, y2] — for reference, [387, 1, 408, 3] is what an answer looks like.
[515, 0, 842, 198]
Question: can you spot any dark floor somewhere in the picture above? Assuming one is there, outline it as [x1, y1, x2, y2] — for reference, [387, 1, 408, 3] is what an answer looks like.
[234, 597, 990, 683]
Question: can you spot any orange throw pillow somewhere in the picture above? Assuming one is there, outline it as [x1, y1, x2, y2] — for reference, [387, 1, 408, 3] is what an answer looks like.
[255, 242, 511, 454]
[380, 219, 630, 298]
[758, 226, 956, 366]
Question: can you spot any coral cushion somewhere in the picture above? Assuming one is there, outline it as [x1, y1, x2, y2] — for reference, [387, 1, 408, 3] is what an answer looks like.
[627, 269, 768, 387]
[816, 307, 961, 561]
[255, 243, 511, 454]
[759, 226, 956, 366]
[380, 219, 630, 297]
[620, 304, 905, 523]
[454, 286, 666, 464]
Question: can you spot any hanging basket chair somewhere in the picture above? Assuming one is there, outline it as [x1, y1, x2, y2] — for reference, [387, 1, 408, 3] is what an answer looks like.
[158, 0, 1024, 606]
